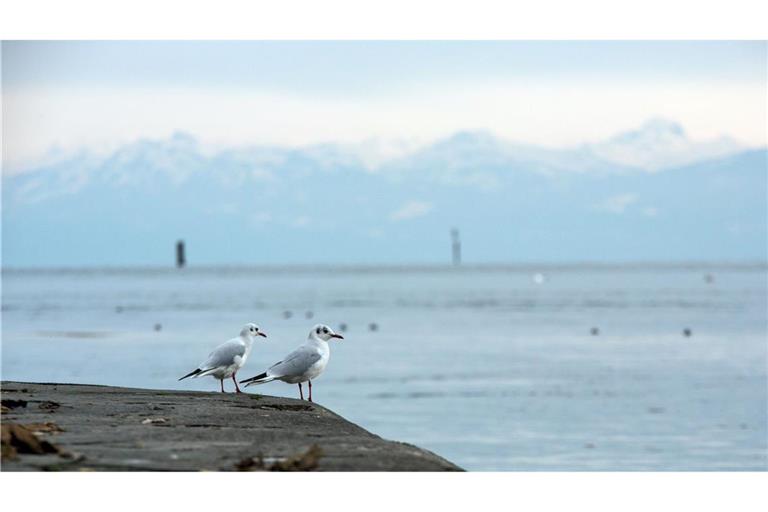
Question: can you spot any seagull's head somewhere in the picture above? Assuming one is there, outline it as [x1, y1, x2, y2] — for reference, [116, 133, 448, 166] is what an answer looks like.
[311, 324, 344, 342]
[242, 323, 267, 339]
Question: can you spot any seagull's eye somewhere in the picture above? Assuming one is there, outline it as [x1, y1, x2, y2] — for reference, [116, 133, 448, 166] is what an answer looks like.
[323, 328, 328, 334]
[316, 328, 321, 334]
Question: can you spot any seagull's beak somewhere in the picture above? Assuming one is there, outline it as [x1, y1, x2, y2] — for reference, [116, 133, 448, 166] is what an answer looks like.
[330, 333, 344, 340]
[258, 332, 267, 338]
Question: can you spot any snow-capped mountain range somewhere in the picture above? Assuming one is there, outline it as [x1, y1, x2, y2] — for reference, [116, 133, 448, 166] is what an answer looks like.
[2, 119, 765, 266]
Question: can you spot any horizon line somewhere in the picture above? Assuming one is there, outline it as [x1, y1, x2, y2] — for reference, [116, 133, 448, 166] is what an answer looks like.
[3, 260, 767, 274]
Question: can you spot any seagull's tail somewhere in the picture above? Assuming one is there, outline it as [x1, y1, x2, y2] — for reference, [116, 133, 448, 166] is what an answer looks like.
[178, 368, 203, 381]
[239, 372, 274, 387]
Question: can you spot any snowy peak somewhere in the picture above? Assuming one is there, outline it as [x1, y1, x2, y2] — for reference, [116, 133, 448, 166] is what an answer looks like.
[590, 118, 743, 171]
[610, 118, 687, 143]
[97, 131, 206, 186]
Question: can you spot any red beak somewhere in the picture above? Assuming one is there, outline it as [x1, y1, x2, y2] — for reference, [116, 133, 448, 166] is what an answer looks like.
[330, 333, 344, 340]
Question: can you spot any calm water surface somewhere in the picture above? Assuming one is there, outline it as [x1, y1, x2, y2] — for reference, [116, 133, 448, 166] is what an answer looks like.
[2, 264, 766, 470]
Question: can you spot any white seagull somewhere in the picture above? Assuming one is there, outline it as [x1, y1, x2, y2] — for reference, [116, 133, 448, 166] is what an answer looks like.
[179, 323, 267, 393]
[240, 324, 343, 402]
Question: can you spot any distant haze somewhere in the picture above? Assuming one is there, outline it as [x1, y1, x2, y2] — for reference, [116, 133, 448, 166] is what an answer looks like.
[3, 41, 766, 173]
[2, 41, 766, 266]
[2, 120, 766, 266]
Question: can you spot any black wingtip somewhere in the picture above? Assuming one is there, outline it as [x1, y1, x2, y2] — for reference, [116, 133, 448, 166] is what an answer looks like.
[178, 368, 202, 381]
[239, 371, 267, 384]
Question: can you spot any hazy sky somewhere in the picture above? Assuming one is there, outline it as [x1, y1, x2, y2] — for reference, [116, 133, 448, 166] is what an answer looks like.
[3, 41, 766, 172]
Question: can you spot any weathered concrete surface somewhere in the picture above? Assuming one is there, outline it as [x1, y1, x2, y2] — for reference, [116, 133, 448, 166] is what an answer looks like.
[1, 381, 461, 471]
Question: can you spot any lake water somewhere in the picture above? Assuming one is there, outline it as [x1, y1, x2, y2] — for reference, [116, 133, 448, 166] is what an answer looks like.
[2, 264, 766, 471]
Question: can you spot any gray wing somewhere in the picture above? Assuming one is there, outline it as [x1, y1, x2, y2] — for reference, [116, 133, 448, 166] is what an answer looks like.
[200, 338, 246, 370]
[267, 345, 321, 378]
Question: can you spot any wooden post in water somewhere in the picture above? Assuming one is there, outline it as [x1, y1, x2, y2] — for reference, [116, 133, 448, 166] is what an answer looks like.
[176, 240, 186, 268]
[450, 228, 461, 266]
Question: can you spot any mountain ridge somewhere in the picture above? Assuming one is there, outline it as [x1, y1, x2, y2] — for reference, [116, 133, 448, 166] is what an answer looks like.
[2, 120, 765, 266]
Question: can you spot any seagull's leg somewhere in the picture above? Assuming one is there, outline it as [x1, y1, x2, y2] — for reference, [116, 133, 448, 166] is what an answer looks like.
[220, 379, 224, 393]
[298, 383, 304, 400]
[308, 380, 313, 402]
[233, 373, 242, 393]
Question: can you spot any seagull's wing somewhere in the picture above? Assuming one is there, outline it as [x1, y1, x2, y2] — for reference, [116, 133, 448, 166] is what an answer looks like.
[200, 338, 246, 371]
[267, 344, 321, 378]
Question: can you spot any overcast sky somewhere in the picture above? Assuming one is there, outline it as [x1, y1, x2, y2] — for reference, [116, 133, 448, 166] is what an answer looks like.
[3, 41, 766, 172]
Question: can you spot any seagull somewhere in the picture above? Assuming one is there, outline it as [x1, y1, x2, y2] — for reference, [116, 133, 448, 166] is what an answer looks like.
[179, 323, 267, 393]
[240, 324, 343, 402]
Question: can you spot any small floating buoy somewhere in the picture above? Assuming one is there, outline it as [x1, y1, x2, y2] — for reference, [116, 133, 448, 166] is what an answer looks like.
[338, 323, 348, 332]
[282, 310, 292, 319]
[590, 327, 599, 336]
[154, 323, 162, 332]
[368, 322, 379, 332]
[305, 311, 314, 319]
[683, 328, 692, 337]
[704, 274, 714, 284]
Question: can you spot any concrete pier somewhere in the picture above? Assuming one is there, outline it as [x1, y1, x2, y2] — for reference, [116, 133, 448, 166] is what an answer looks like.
[1, 381, 461, 471]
